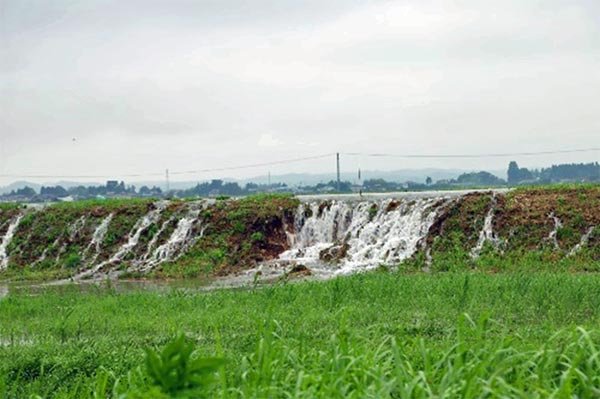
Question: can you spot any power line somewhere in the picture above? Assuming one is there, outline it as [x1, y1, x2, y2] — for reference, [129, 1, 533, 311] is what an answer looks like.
[342, 147, 600, 159]
[0, 147, 597, 180]
[0, 153, 335, 180]
[168, 153, 334, 176]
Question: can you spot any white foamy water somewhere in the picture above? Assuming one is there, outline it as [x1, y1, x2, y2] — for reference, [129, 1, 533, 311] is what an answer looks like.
[137, 209, 202, 272]
[68, 216, 87, 241]
[107, 202, 167, 263]
[470, 194, 501, 258]
[81, 213, 114, 262]
[0, 214, 23, 270]
[547, 212, 563, 250]
[141, 216, 175, 260]
[568, 226, 595, 257]
[280, 197, 445, 276]
[75, 203, 167, 279]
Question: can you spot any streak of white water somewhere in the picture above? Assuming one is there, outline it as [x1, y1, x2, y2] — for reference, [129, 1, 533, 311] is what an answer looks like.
[280, 198, 442, 275]
[568, 226, 595, 257]
[0, 215, 23, 270]
[76, 203, 166, 279]
[141, 217, 175, 260]
[470, 195, 500, 258]
[107, 203, 167, 263]
[68, 216, 87, 241]
[34, 237, 60, 267]
[547, 213, 562, 250]
[82, 213, 114, 262]
[137, 209, 201, 272]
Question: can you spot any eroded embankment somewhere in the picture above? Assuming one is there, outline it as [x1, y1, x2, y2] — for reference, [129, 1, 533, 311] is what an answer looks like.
[0, 187, 598, 281]
[0, 195, 298, 281]
[420, 187, 600, 270]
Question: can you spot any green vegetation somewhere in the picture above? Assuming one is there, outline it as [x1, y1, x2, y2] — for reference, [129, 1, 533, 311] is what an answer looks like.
[2, 272, 600, 397]
[418, 186, 600, 271]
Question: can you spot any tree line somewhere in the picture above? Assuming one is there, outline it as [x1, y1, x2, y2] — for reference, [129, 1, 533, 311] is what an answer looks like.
[1, 161, 598, 202]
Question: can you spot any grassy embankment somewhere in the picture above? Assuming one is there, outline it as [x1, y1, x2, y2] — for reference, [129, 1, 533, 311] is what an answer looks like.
[411, 184, 600, 272]
[0, 195, 299, 282]
[3, 272, 600, 397]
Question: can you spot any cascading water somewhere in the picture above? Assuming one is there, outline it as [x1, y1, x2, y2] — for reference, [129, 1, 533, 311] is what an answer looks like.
[470, 195, 501, 258]
[141, 217, 175, 260]
[136, 209, 202, 272]
[568, 226, 595, 257]
[75, 203, 167, 279]
[547, 213, 562, 250]
[0, 214, 23, 270]
[69, 216, 87, 241]
[280, 197, 444, 276]
[107, 202, 167, 263]
[81, 213, 114, 262]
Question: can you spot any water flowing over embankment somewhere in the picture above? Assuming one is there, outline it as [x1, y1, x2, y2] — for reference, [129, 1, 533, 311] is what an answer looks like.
[0, 187, 598, 281]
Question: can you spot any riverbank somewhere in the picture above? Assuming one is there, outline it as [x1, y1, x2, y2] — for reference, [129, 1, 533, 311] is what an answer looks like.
[0, 185, 598, 283]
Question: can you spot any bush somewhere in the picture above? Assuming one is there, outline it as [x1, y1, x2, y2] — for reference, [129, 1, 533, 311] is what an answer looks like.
[64, 253, 81, 269]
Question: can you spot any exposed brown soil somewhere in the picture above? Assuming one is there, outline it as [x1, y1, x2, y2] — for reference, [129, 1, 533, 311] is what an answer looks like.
[385, 200, 401, 213]
[495, 188, 600, 250]
[319, 242, 350, 263]
[289, 264, 312, 277]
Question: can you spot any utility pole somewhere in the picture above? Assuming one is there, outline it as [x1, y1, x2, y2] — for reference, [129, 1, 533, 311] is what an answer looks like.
[165, 169, 170, 193]
[336, 153, 341, 191]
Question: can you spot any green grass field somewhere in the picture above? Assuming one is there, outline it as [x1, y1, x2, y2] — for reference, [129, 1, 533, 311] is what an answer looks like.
[2, 271, 600, 398]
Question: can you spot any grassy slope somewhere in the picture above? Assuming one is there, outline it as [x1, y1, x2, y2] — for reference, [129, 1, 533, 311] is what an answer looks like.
[3, 272, 600, 397]
[1, 194, 299, 282]
[417, 185, 600, 271]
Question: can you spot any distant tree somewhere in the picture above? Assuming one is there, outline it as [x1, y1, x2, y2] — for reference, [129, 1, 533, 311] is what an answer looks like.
[11, 186, 36, 198]
[455, 171, 506, 186]
[539, 162, 600, 182]
[425, 176, 432, 185]
[40, 185, 68, 197]
[507, 161, 520, 185]
[139, 186, 151, 196]
[507, 161, 535, 185]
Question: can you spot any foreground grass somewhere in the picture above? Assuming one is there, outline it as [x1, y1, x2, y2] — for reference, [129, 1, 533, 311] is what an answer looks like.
[2, 272, 600, 397]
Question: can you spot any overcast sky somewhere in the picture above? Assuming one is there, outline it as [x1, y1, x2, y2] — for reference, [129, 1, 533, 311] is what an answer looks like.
[1, 0, 599, 185]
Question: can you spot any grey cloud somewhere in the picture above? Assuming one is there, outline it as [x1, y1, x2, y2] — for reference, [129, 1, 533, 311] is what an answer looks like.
[1, 0, 599, 184]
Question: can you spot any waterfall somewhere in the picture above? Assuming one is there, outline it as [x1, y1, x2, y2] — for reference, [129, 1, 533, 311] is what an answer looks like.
[75, 203, 166, 279]
[106, 202, 166, 263]
[141, 216, 175, 260]
[568, 226, 595, 257]
[547, 213, 562, 250]
[280, 197, 442, 275]
[470, 195, 500, 258]
[136, 209, 202, 272]
[68, 216, 87, 241]
[82, 213, 114, 262]
[0, 215, 23, 270]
